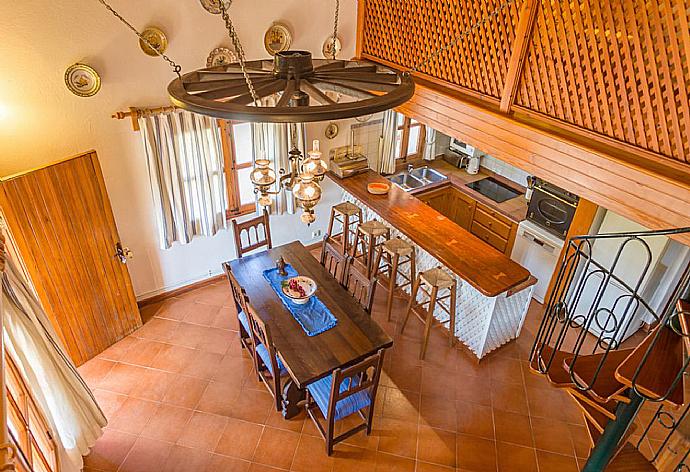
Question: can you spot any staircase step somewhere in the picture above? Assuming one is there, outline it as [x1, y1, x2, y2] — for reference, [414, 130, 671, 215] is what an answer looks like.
[676, 299, 689, 354]
[565, 349, 634, 403]
[530, 343, 575, 387]
[615, 324, 686, 407]
[568, 388, 618, 420]
[567, 389, 610, 432]
[605, 443, 656, 471]
[584, 415, 602, 448]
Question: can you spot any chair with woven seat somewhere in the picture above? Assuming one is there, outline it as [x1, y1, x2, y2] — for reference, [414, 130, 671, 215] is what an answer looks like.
[245, 304, 287, 412]
[326, 201, 363, 255]
[320, 236, 348, 284]
[305, 349, 386, 455]
[222, 262, 252, 353]
[350, 219, 390, 277]
[232, 208, 272, 258]
[342, 257, 377, 314]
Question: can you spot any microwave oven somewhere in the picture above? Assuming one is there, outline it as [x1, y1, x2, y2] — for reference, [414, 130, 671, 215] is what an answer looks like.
[449, 137, 483, 158]
[527, 179, 579, 238]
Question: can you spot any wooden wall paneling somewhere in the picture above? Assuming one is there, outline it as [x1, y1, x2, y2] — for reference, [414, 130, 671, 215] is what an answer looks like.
[355, 0, 366, 58]
[396, 85, 690, 245]
[500, 0, 540, 112]
[0, 152, 141, 365]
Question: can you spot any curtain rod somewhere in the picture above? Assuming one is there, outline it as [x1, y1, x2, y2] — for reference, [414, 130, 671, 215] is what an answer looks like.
[111, 105, 178, 131]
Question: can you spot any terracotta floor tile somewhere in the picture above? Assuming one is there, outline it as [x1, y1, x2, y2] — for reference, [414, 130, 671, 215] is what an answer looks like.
[381, 388, 420, 423]
[162, 374, 209, 409]
[206, 454, 252, 472]
[168, 321, 210, 349]
[107, 397, 159, 435]
[568, 423, 592, 459]
[490, 379, 529, 415]
[377, 417, 418, 458]
[419, 394, 457, 431]
[128, 367, 175, 402]
[381, 359, 422, 393]
[248, 463, 287, 472]
[374, 451, 416, 472]
[182, 302, 221, 326]
[79, 358, 117, 388]
[291, 434, 334, 472]
[149, 343, 197, 373]
[331, 444, 377, 472]
[496, 442, 538, 472]
[215, 418, 264, 460]
[196, 380, 243, 417]
[228, 389, 275, 424]
[193, 283, 232, 306]
[211, 306, 237, 331]
[120, 339, 167, 368]
[180, 350, 225, 380]
[455, 373, 492, 407]
[456, 400, 495, 440]
[92, 389, 128, 419]
[199, 326, 235, 355]
[97, 336, 139, 361]
[265, 407, 304, 433]
[154, 297, 194, 321]
[489, 356, 524, 384]
[177, 411, 228, 451]
[526, 386, 572, 423]
[118, 437, 172, 472]
[83, 429, 136, 471]
[140, 404, 193, 443]
[415, 462, 455, 472]
[162, 445, 212, 472]
[252, 426, 300, 469]
[99, 363, 148, 395]
[215, 353, 255, 384]
[417, 425, 457, 468]
[420, 366, 457, 400]
[531, 416, 575, 456]
[493, 410, 533, 447]
[135, 317, 180, 343]
[535, 450, 579, 472]
[456, 434, 497, 472]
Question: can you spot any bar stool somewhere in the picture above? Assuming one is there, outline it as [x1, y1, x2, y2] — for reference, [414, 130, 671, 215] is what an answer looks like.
[400, 267, 457, 360]
[326, 202, 363, 255]
[350, 220, 390, 277]
[371, 237, 416, 321]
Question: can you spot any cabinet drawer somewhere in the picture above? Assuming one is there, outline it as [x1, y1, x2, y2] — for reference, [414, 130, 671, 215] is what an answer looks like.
[471, 221, 508, 253]
[474, 205, 512, 239]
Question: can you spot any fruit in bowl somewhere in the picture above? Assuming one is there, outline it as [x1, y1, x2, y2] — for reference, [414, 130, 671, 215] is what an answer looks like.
[281, 276, 317, 304]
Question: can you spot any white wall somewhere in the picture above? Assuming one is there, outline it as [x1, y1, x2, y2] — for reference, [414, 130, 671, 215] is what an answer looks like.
[0, 0, 357, 299]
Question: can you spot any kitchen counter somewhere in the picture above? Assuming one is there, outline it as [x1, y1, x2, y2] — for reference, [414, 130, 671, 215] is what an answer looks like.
[328, 169, 536, 359]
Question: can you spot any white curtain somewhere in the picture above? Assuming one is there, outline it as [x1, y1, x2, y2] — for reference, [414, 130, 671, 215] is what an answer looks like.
[423, 126, 437, 160]
[139, 110, 228, 249]
[2, 257, 106, 472]
[251, 122, 306, 215]
[378, 109, 398, 174]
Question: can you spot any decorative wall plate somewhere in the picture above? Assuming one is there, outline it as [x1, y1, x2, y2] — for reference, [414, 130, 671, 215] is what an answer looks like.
[325, 123, 339, 139]
[139, 26, 168, 56]
[199, 0, 221, 14]
[264, 23, 292, 56]
[322, 35, 342, 58]
[206, 47, 237, 67]
[64, 63, 101, 97]
[355, 114, 373, 123]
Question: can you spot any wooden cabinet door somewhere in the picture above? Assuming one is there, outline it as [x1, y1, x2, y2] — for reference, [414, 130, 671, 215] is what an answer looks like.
[0, 151, 141, 365]
[418, 187, 450, 215]
[449, 188, 476, 230]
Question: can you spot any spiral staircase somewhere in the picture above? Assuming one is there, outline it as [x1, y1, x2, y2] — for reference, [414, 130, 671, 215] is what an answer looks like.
[529, 228, 690, 471]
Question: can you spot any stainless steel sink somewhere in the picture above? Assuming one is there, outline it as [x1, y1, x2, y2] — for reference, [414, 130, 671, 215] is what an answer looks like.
[410, 166, 448, 184]
[387, 173, 426, 191]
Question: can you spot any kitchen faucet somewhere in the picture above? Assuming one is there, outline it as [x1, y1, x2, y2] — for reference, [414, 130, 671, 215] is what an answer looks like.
[407, 164, 414, 173]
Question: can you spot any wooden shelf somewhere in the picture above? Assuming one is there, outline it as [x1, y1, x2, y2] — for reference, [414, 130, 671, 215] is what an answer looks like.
[615, 325, 686, 407]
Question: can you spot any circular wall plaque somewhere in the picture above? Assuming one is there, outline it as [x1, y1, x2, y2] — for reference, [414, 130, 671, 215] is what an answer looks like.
[264, 23, 292, 56]
[206, 47, 237, 68]
[64, 63, 101, 97]
[325, 123, 339, 139]
[322, 35, 342, 58]
[199, 0, 222, 14]
[139, 26, 168, 57]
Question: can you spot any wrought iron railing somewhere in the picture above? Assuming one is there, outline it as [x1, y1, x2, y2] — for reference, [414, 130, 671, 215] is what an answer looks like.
[637, 400, 689, 471]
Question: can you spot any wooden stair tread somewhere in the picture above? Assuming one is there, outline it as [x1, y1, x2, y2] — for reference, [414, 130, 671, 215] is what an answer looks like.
[584, 415, 602, 448]
[676, 299, 689, 354]
[605, 443, 656, 471]
[569, 388, 618, 421]
[530, 343, 575, 387]
[565, 349, 633, 403]
[615, 325, 686, 407]
[567, 389, 609, 432]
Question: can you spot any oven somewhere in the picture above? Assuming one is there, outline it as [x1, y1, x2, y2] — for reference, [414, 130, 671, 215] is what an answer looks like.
[527, 179, 579, 238]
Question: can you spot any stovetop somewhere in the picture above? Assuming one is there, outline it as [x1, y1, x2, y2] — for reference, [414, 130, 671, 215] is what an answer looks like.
[466, 176, 521, 203]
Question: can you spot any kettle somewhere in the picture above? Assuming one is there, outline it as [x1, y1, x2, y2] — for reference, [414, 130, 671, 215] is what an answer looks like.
[466, 154, 481, 174]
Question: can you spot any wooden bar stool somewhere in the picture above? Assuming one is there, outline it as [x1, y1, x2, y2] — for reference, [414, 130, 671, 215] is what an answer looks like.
[400, 267, 457, 360]
[350, 220, 390, 277]
[326, 202, 363, 255]
[371, 237, 416, 321]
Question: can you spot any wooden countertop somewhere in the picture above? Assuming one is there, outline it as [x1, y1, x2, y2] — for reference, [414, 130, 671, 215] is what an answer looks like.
[421, 160, 528, 224]
[328, 170, 532, 297]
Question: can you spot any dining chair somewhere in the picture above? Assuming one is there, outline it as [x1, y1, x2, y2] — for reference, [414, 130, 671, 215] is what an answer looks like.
[342, 257, 377, 314]
[245, 304, 288, 412]
[305, 349, 386, 455]
[232, 208, 272, 258]
[320, 236, 348, 284]
[222, 262, 253, 353]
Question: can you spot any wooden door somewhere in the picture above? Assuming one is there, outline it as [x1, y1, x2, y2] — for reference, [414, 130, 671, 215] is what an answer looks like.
[0, 151, 141, 365]
[449, 188, 476, 230]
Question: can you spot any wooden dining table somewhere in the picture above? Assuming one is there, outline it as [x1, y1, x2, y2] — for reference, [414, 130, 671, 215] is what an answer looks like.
[228, 240, 394, 419]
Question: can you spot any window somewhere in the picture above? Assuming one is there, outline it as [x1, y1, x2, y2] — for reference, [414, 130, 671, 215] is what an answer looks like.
[5, 353, 58, 472]
[220, 121, 256, 218]
[395, 115, 426, 163]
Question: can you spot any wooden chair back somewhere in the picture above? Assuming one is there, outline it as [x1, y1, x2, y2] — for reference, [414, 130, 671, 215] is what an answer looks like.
[232, 208, 272, 257]
[343, 258, 377, 314]
[222, 262, 248, 314]
[245, 304, 284, 411]
[320, 237, 348, 284]
[329, 349, 385, 414]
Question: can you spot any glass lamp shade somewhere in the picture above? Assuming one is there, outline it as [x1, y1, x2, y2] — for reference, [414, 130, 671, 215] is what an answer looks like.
[293, 173, 322, 211]
[250, 159, 276, 187]
[303, 153, 328, 178]
[258, 194, 272, 207]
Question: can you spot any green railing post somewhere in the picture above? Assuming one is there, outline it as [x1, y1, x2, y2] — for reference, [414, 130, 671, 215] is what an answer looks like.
[582, 391, 644, 472]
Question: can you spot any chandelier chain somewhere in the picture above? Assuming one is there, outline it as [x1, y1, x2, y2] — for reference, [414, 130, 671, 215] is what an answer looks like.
[95, 0, 182, 77]
[332, 0, 340, 59]
[218, 0, 260, 106]
[409, 0, 519, 73]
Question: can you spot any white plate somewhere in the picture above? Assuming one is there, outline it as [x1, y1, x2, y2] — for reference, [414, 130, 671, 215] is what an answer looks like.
[281, 276, 317, 305]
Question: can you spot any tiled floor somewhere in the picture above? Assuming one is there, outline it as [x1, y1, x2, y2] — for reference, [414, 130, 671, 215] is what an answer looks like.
[80, 254, 597, 472]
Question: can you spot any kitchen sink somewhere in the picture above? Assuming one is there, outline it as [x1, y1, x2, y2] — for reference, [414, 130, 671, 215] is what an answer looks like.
[410, 166, 448, 184]
[387, 173, 426, 191]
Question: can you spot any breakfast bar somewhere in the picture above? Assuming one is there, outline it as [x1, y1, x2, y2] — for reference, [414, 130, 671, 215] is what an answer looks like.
[329, 170, 536, 360]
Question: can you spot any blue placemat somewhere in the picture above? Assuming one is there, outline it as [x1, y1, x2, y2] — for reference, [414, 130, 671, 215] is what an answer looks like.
[262, 264, 338, 336]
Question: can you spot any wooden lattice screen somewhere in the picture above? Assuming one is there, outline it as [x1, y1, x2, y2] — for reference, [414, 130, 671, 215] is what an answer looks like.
[359, 0, 690, 164]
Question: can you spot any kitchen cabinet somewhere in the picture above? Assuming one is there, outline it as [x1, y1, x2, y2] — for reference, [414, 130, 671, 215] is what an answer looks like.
[417, 186, 518, 256]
